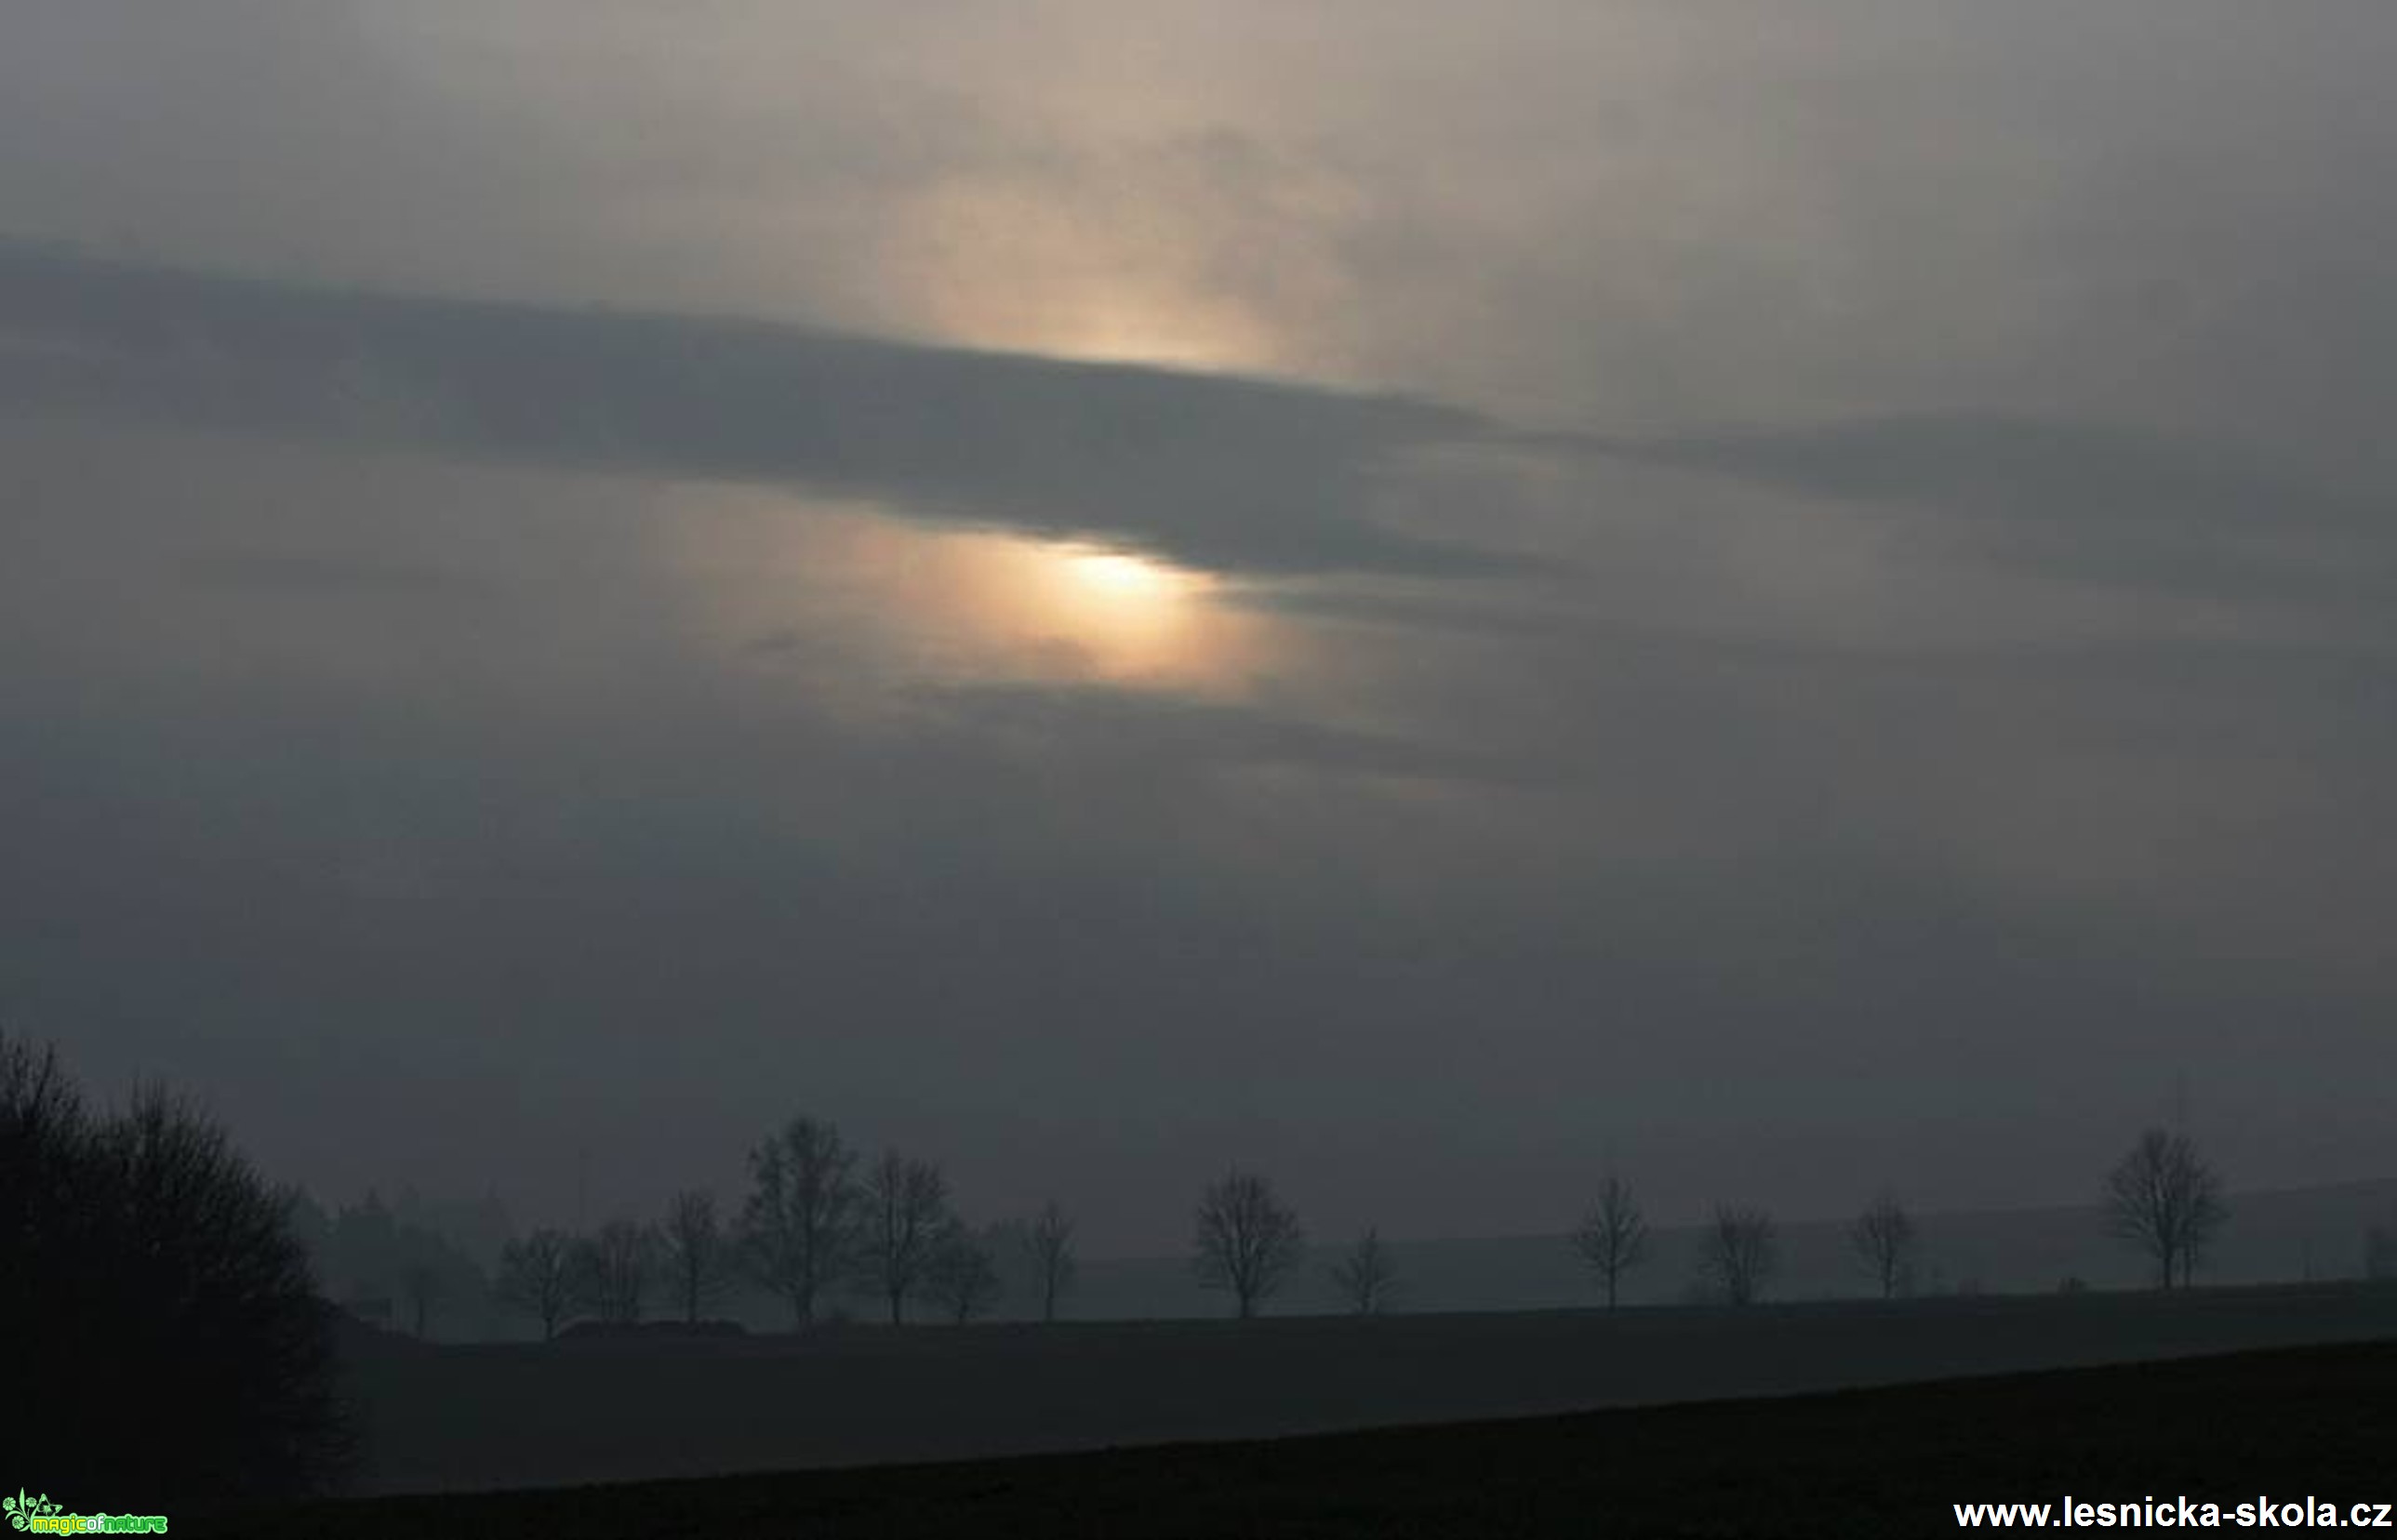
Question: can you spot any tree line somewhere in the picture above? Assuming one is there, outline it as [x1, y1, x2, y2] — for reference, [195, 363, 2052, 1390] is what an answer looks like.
[495, 1117, 1079, 1338]
[483, 1114, 2240, 1338]
[1559, 1124, 2230, 1308]
[1113, 1122, 2230, 1320]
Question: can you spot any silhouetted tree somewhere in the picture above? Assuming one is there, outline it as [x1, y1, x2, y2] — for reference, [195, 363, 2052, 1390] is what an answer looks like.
[1, 1032, 353, 1507]
[1329, 1226, 1399, 1315]
[1192, 1168, 1305, 1319]
[399, 1260, 444, 1336]
[577, 1217, 661, 1323]
[1020, 1199, 1079, 1322]
[662, 1189, 735, 1324]
[866, 1149, 952, 1324]
[496, 1228, 579, 1339]
[1697, 1202, 1778, 1306]
[926, 1223, 1004, 1324]
[2103, 1127, 2226, 1289]
[1849, 1191, 1919, 1299]
[1571, 1175, 1650, 1309]
[740, 1116, 865, 1326]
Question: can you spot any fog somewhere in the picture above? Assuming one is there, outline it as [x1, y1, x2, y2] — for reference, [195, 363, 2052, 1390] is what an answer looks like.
[6, 0, 2393, 1257]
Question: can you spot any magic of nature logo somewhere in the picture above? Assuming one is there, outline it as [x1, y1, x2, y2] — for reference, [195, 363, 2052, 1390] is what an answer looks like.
[5, 1488, 168, 1534]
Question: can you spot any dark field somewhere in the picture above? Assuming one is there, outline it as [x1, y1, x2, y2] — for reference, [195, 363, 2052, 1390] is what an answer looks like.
[337, 1283, 2397, 1495]
[206, 1337, 2397, 1538]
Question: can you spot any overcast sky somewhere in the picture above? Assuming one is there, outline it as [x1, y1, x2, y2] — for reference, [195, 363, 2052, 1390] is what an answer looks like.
[7, 1, 2393, 1254]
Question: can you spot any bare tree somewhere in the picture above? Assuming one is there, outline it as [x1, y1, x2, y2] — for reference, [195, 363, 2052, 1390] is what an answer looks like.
[866, 1149, 952, 1325]
[740, 1116, 865, 1326]
[2103, 1127, 2227, 1290]
[1192, 1168, 1305, 1319]
[926, 1223, 1004, 1324]
[1849, 1191, 1919, 1300]
[1571, 1175, 1650, 1309]
[1329, 1226, 1399, 1315]
[1696, 1202, 1778, 1306]
[661, 1189, 734, 1324]
[497, 1228, 579, 1340]
[399, 1260, 444, 1337]
[3, 1032, 353, 1505]
[577, 1217, 662, 1323]
[1021, 1199, 1079, 1322]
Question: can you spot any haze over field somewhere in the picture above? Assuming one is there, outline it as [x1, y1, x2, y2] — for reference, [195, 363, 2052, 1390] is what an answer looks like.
[7, 1, 2394, 1257]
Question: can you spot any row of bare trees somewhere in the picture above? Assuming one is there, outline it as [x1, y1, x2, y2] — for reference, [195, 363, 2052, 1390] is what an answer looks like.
[1570, 1178, 1788, 1308]
[496, 1122, 2234, 1334]
[497, 1116, 1079, 1338]
[491, 1159, 1365, 1328]
[489, 1217, 709, 1340]
[739, 1118, 1050, 1327]
[1188, 1168, 1416, 1318]
[1562, 1127, 2226, 1308]
[1203, 1172, 1877, 1317]
[1192, 1175, 1907, 1318]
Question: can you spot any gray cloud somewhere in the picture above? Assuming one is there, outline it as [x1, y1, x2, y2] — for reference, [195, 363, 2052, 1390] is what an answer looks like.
[174, 550, 484, 600]
[0, 242, 1499, 578]
[1574, 417, 2373, 533]
[1560, 415, 2395, 610]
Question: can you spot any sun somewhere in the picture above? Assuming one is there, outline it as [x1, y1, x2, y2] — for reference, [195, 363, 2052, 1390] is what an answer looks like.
[1028, 543, 1218, 674]
[1065, 550, 1179, 603]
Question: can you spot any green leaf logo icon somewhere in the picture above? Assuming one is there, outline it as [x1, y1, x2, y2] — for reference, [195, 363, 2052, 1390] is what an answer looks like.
[5, 1490, 61, 1530]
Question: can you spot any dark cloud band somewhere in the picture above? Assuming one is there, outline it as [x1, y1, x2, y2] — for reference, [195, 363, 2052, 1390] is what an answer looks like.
[0, 242, 1512, 579]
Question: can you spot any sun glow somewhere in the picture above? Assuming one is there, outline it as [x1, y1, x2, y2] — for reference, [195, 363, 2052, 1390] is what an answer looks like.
[1029, 544, 1213, 673]
[1065, 549, 1179, 604]
[893, 184, 1294, 374]
[661, 491, 1266, 691]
